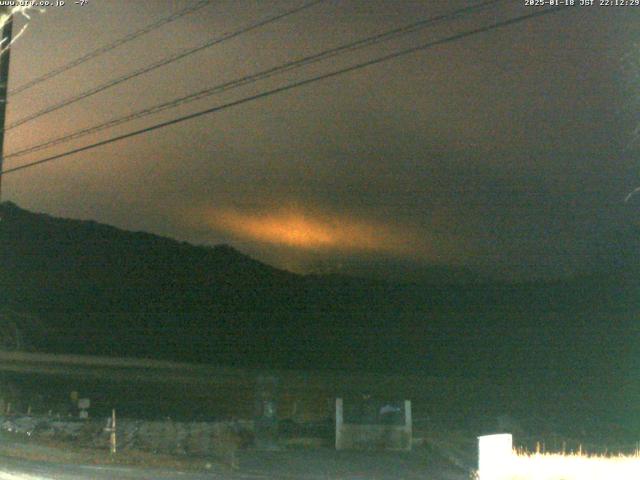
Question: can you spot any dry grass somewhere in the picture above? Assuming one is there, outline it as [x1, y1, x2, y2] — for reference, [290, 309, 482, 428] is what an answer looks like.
[475, 450, 640, 480]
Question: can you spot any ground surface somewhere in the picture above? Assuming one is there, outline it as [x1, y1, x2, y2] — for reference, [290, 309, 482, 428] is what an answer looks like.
[0, 442, 473, 479]
[238, 449, 470, 479]
[0, 454, 469, 480]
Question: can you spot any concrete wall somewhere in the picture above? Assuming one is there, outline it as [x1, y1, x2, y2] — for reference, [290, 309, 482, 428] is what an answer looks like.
[335, 398, 412, 451]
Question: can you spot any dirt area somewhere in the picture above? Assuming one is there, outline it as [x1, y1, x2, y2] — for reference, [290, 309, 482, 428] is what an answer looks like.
[0, 430, 476, 479]
[0, 433, 228, 474]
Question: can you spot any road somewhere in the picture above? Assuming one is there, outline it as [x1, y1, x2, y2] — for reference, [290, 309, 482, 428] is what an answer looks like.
[0, 449, 470, 480]
[0, 455, 259, 480]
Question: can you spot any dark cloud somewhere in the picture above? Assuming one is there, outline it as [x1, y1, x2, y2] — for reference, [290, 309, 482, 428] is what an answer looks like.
[3, 1, 640, 279]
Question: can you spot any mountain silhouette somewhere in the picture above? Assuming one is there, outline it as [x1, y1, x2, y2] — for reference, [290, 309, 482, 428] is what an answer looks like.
[1, 201, 639, 409]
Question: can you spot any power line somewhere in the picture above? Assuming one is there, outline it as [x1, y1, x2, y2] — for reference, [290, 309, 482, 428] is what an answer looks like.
[5, 0, 326, 132]
[9, 0, 213, 97]
[5, 0, 505, 161]
[0, 5, 571, 178]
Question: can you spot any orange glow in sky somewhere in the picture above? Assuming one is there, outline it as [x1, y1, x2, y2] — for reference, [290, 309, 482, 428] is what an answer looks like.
[201, 207, 422, 255]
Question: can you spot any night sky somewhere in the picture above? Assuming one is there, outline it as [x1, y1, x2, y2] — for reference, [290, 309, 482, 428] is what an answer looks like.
[3, 0, 640, 279]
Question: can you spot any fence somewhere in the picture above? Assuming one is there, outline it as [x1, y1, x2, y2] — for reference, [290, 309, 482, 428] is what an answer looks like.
[0, 415, 252, 466]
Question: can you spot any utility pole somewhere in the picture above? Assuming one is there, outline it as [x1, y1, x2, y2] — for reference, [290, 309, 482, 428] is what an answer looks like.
[0, 6, 13, 205]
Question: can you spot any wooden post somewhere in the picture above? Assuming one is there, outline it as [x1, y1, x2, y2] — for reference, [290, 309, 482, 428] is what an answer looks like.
[109, 409, 117, 454]
[335, 398, 343, 450]
[404, 400, 412, 451]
